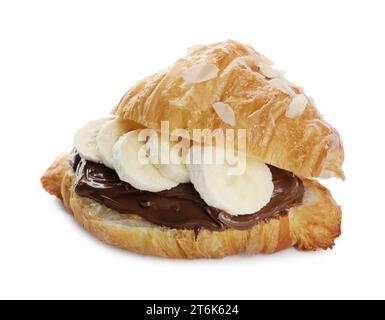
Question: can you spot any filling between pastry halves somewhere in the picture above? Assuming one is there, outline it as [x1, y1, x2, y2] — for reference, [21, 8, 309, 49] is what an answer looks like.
[70, 149, 304, 231]
[71, 116, 305, 232]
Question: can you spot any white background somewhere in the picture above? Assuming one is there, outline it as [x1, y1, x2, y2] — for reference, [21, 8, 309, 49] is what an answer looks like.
[0, 0, 384, 300]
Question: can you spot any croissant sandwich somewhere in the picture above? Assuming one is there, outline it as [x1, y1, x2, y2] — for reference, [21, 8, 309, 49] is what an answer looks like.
[41, 40, 344, 259]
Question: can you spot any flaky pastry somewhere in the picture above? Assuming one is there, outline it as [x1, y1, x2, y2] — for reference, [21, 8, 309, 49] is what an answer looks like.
[113, 40, 344, 179]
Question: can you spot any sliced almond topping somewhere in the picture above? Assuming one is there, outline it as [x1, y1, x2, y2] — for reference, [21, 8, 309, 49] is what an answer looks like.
[183, 63, 219, 83]
[257, 53, 274, 66]
[268, 78, 296, 96]
[259, 63, 285, 78]
[286, 94, 308, 118]
[245, 44, 257, 55]
[186, 45, 205, 55]
[212, 102, 236, 126]
[254, 71, 266, 81]
[277, 76, 295, 88]
[244, 44, 273, 65]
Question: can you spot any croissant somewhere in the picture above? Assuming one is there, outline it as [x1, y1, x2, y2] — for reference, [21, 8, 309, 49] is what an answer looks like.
[42, 40, 344, 258]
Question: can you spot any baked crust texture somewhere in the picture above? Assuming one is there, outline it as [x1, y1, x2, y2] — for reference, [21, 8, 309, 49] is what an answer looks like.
[113, 40, 344, 179]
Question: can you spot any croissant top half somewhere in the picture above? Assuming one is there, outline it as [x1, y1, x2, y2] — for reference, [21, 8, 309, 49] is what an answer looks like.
[112, 40, 344, 179]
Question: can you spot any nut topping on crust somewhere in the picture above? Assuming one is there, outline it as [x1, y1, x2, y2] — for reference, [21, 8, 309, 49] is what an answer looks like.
[212, 102, 236, 126]
[258, 63, 285, 79]
[268, 78, 296, 96]
[183, 63, 219, 83]
[286, 94, 308, 118]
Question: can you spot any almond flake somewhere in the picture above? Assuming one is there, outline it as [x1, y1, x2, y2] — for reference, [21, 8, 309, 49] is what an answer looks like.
[268, 78, 296, 96]
[257, 53, 274, 66]
[183, 63, 219, 83]
[259, 63, 285, 78]
[186, 45, 204, 55]
[278, 77, 295, 88]
[254, 71, 266, 81]
[286, 94, 308, 118]
[212, 102, 236, 126]
[245, 44, 256, 55]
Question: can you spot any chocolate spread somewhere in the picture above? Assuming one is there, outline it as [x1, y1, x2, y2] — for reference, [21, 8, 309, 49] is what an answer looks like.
[70, 150, 304, 232]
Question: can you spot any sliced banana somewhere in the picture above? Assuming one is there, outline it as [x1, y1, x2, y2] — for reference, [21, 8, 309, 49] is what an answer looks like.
[186, 145, 274, 216]
[96, 118, 140, 169]
[147, 133, 190, 183]
[73, 116, 114, 163]
[112, 130, 179, 192]
[158, 146, 190, 183]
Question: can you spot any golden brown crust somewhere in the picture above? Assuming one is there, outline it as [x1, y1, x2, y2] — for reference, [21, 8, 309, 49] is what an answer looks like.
[40, 153, 69, 200]
[112, 40, 344, 179]
[41, 154, 341, 259]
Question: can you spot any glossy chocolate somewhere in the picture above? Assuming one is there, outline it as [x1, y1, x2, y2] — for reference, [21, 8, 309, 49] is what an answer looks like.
[70, 150, 304, 231]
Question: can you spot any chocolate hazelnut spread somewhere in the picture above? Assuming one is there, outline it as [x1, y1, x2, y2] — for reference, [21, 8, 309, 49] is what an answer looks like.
[70, 150, 304, 232]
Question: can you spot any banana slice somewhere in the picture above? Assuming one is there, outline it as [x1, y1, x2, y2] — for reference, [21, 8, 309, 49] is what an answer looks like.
[73, 117, 114, 163]
[112, 130, 179, 192]
[187, 145, 274, 216]
[96, 118, 140, 169]
[147, 133, 190, 183]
